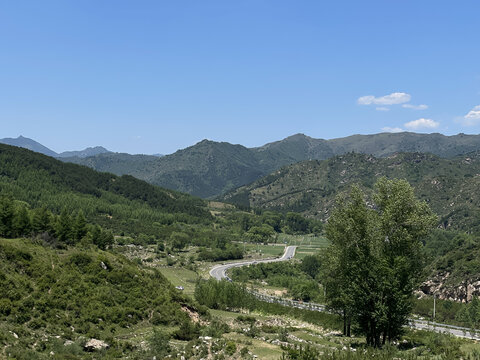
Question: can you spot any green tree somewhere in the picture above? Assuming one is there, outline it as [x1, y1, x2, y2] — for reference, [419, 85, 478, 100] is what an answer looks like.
[246, 224, 275, 243]
[56, 209, 73, 244]
[0, 196, 15, 238]
[300, 255, 321, 279]
[72, 210, 87, 242]
[284, 212, 309, 234]
[322, 186, 368, 337]
[13, 205, 31, 237]
[372, 177, 436, 344]
[90, 225, 114, 250]
[262, 211, 283, 232]
[148, 328, 171, 357]
[456, 296, 480, 330]
[31, 207, 53, 234]
[170, 231, 189, 251]
[322, 178, 436, 347]
[173, 318, 199, 341]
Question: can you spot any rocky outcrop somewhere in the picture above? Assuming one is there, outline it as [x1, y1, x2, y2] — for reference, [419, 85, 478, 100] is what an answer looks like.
[84, 339, 109, 351]
[418, 272, 480, 303]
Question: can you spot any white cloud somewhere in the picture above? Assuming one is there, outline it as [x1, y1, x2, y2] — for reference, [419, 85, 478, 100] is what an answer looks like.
[402, 104, 428, 110]
[376, 107, 390, 111]
[382, 127, 404, 133]
[404, 118, 439, 130]
[461, 105, 480, 126]
[357, 92, 411, 105]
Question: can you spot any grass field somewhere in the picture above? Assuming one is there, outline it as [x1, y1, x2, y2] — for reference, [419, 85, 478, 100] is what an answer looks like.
[244, 243, 285, 257]
[277, 233, 329, 248]
[277, 234, 328, 259]
[158, 267, 199, 296]
[241, 234, 329, 260]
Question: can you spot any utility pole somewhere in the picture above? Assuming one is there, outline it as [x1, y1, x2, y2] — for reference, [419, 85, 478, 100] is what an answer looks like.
[433, 293, 436, 320]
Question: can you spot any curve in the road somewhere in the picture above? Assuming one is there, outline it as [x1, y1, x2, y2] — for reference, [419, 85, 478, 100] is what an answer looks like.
[209, 245, 296, 281]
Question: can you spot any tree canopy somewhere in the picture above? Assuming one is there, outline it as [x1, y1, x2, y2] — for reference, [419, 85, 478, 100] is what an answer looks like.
[322, 178, 436, 347]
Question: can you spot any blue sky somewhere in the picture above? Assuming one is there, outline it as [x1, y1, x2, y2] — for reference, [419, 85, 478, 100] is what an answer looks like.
[1, 1, 479, 154]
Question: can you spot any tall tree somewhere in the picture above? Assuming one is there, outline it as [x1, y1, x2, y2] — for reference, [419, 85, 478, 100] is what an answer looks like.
[322, 178, 436, 347]
[322, 186, 371, 337]
[373, 177, 436, 344]
[13, 205, 31, 237]
[72, 210, 87, 242]
[32, 207, 53, 234]
[0, 196, 15, 238]
[56, 209, 72, 244]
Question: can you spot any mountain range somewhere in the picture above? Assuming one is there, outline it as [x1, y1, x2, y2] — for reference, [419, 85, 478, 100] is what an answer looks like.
[3, 132, 480, 198]
[0, 135, 111, 158]
[61, 132, 480, 198]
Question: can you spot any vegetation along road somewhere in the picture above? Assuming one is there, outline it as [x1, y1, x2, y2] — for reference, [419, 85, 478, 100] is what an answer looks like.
[210, 245, 480, 341]
[209, 245, 297, 280]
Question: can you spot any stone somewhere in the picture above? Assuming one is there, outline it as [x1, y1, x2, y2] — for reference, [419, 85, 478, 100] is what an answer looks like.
[84, 338, 109, 351]
[467, 283, 475, 302]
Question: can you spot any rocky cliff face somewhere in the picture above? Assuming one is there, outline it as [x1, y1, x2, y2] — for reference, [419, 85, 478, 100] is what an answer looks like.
[418, 272, 480, 303]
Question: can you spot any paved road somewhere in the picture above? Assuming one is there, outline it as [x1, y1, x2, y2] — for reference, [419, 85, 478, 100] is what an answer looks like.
[209, 245, 480, 340]
[209, 245, 297, 281]
[409, 319, 480, 340]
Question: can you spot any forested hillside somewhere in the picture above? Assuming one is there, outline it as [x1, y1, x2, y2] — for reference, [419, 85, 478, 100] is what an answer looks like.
[62, 132, 480, 198]
[222, 151, 480, 233]
[65, 140, 266, 198]
[0, 143, 210, 237]
[0, 143, 321, 250]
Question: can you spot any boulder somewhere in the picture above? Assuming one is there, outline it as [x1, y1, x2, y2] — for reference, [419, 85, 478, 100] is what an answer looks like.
[84, 338, 109, 351]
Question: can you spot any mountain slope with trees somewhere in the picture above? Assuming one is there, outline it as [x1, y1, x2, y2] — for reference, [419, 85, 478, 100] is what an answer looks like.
[64, 132, 480, 198]
[0, 143, 210, 238]
[0, 143, 321, 256]
[222, 151, 480, 233]
[64, 140, 266, 198]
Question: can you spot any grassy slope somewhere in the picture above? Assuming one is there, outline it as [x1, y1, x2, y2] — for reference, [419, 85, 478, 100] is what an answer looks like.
[0, 237, 195, 359]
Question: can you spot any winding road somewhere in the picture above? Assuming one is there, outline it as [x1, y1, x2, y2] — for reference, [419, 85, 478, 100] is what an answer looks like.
[209, 245, 297, 281]
[209, 245, 480, 340]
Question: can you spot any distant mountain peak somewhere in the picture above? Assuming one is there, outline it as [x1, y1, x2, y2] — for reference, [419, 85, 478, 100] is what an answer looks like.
[284, 133, 310, 140]
[0, 135, 58, 157]
[57, 146, 111, 158]
[0, 136, 111, 159]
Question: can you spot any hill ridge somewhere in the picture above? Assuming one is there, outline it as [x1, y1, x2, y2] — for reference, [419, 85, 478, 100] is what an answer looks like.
[4, 132, 480, 198]
[221, 151, 480, 232]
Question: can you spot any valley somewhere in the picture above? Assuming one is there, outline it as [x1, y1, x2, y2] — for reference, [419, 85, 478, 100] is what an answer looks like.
[3, 2, 480, 358]
[2, 140, 480, 359]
